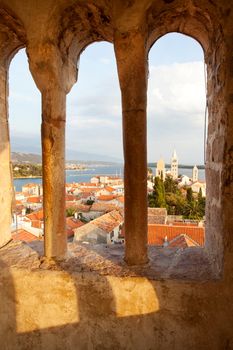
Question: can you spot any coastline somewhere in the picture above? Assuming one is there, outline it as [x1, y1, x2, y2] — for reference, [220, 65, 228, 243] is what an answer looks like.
[13, 176, 42, 179]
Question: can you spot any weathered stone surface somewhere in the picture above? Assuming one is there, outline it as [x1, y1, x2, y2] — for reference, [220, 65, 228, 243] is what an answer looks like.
[0, 241, 233, 350]
[0, 0, 233, 347]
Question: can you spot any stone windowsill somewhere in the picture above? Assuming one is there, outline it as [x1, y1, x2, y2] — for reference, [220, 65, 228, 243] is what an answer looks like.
[0, 240, 219, 281]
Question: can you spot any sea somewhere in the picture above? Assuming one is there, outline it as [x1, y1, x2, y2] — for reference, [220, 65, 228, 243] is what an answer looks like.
[13, 165, 206, 192]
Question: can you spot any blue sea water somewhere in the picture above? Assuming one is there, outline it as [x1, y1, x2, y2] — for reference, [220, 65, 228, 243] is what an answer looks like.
[13, 165, 205, 192]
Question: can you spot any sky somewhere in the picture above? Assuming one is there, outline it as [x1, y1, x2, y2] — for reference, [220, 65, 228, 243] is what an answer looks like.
[9, 33, 206, 164]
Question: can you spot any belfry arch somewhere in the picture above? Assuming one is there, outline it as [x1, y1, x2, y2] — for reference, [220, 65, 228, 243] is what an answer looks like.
[0, 7, 26, 248]
[146, 3, 226, 272]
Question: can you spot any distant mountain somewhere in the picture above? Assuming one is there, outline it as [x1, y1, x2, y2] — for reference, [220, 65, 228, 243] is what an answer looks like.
[65, 149, 122, 163]
[11, 152, 42, 164]
[10, 136, 122, 163]
[11, 151, 122, 164]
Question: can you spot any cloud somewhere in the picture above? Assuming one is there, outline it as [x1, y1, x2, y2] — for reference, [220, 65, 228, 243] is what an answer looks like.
[100, 58, 111, 65]
[9, 46, 206, 163]
[147, 61, 206, 163]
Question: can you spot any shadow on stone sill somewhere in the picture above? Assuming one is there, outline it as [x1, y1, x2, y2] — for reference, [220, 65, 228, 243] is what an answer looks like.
[0, 240, 218, 281]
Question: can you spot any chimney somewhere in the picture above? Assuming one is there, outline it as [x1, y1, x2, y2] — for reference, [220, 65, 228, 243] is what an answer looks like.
[163, 235, 169, 247]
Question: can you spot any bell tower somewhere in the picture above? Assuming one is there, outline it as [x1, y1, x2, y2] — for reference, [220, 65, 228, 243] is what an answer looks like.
[171, 150, 178, 180]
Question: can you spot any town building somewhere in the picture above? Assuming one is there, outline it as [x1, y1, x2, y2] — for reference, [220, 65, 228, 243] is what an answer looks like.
[192, 165, 199, 182]
[74, 210, 123, 244]
[22, 183, 43, 196]
[156, 158, 165, 181]
[191, 181, 206, 197]
[171, 149, 178, 180]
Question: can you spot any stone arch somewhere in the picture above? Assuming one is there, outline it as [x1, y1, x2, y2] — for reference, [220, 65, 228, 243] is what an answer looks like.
[58, 2, 114, 68]
[146, 1, 223, 54]
[0, 6, 26, 65]
[146, 2, 226, 273]
[0, 6, 27, 248]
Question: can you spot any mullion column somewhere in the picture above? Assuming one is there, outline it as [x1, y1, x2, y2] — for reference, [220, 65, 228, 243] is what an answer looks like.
[114, 31, 148, 265]
[42, 88, 67, 259]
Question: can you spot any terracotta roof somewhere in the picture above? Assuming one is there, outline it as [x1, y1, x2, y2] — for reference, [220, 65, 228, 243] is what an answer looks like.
[79, 192, 92, 199]
[74, 210, 123, 239]
[66, 217, 84, 230]
[80, 183, 99, 187]
[65, 194, 77, 201]
[12, 229, 41, 242]
[31, 221, 43, 229]
[168, 234, 200, 248]
[97, 195, 116, 201]
[90, 202, 118, 212]
[66, 203, 91, 212]
[26, 196, 42, 203]
[91, 210, 123, 233]
[79, 187, 99, 193]
[66, 217, 84, 237]
[26, 209, 44, 221]
[105, 186, 115, 192]
[172, 222, 198, 227]
[116, 196, 124, 203]
[148, 224, 204, 246]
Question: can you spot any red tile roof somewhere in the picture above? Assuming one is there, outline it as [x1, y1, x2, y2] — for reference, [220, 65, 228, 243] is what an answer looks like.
[116, 196, 124, 203]
[105, 186, 115, 192]
[12, 229, 41, 242]
[66, 217, 84, 237]
[26, 209, 44, 221]
[172, 222, 198, 227]
[65, 194, 77, 201]
[66, 217, 84, 229]
[26, 196, 42, 203]
[66, 203, 91, 212]
[148, 224, 204, 246]
[168, 234, 200, 248]
[90, 203, 118, 212]
[97, 195, 116, 201]
[92, 210, 123, 233]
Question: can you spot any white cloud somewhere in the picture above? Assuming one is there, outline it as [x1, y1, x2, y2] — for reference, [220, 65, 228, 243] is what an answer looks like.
[147, 61, 206, 163]
[100, 58, 111, 65]
[148, 62, 206, 117]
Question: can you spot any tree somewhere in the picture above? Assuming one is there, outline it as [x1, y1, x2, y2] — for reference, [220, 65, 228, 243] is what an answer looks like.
[186, 187, 194, 203]
[183, 200, 203, 220]
[197, 188, 205, 218]
[66, 207, 76, 217]
[164, 175, 178, 194]
[165, 192, 186, 215]
[148, 177, 166, 208]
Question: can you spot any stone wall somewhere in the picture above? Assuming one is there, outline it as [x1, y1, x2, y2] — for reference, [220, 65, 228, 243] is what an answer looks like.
[1, 241, 233, 350]
[1, 0, 233, 347]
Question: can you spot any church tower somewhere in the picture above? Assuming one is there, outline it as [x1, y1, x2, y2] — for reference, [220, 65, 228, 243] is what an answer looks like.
[192, 165, 198, 182]
[156, 158, 165, 181]
[171, 150, 178, 180]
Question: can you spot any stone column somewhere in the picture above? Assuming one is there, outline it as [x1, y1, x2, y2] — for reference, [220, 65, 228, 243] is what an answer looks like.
[41, 88, 67, 259]
[0, 62, 13, 248]
[114, 31, 148, 265]
[27, 41, 77, 260]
